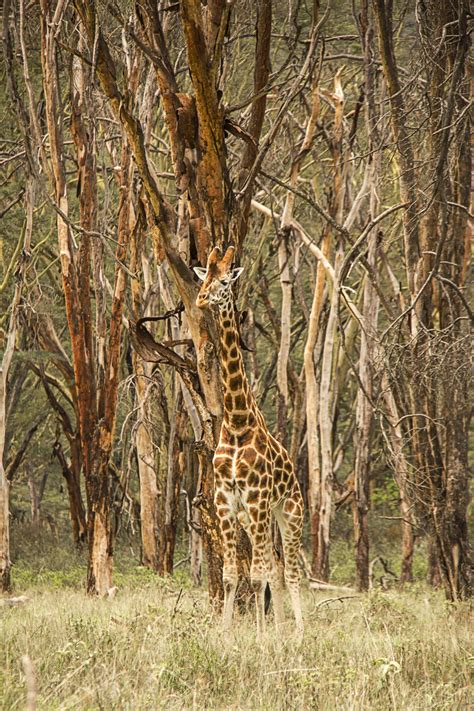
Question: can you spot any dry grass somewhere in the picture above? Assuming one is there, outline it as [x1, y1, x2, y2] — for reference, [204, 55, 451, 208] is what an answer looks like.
[1, 572, 472, 710]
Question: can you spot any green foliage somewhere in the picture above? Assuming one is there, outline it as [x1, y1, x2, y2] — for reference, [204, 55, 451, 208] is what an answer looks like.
[371, 478, 400, 511]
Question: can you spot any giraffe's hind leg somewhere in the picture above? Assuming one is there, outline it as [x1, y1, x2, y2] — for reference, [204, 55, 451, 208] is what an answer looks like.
[264, 535, 285, 629]
[274, 492, 304, 634]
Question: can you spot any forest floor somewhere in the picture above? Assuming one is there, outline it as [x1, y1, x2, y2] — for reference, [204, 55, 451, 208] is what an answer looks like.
[1, 535, 472, 710]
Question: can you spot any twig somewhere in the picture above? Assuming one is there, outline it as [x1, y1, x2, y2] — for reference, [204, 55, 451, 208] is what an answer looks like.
[173, 555, 191, 569]
[312, 595, 359, 611]
[171, 588, 184, 619]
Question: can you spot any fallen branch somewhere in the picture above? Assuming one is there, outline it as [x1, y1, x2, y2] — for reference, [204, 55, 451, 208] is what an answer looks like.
[312, 595, 359, 611]
[308, 580, 356, 593]
[1, 595, 29, 606]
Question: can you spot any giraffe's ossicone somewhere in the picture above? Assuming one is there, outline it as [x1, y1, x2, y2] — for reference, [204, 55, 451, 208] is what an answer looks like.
[194, 245, 304, 637]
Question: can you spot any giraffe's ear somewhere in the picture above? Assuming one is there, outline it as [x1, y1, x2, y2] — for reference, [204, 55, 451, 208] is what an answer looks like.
[193, 267, 208, 281]
[230, 267, 244, 282]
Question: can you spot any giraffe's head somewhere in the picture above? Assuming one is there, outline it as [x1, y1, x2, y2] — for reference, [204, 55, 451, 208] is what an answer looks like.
[194, 246, 244, 308]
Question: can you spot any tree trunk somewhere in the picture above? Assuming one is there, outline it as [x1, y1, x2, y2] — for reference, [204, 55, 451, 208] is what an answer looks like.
[164, 393, 186, 574]
[0, 179, 34, 591]
[135, 357, 162, 572]
[276, 230, 292, 442]
[427, 536, 441, 589]
[304, 245, 329, 575]
[374, 0, 472, 601]
[27, 471, 40, 531]
[317, 253, 341, 580]
[352, 232, 378, 591]
[86, 144, 133, 594]
[53, 441, 87, 546]
[400, 498, 415, 584]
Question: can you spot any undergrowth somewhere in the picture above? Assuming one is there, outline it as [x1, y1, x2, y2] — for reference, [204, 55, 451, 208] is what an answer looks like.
[2, 558, 472, 710]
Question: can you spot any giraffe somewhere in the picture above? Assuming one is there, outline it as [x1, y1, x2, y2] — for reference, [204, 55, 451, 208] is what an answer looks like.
[194, 245, 304, 636]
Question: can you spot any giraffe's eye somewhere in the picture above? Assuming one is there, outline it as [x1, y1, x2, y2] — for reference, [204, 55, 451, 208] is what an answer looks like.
[219, 278, 230, 286]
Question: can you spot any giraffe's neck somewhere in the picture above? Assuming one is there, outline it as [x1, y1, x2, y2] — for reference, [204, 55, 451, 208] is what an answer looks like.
[218, 296, 258, 432]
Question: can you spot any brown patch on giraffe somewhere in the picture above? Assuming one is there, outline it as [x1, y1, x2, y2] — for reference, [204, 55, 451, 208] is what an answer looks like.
[284, 499, 296, 514]
[214, 453, 232, 467]
[221, 519, 232, 532]
[253, 430, 268, 450]
[220, 430, 235, 446]
[260, 474, 270, 487]
[229, 375, 241, 391]
[247, 470, 260, 487]
[227, 359, 240, 375]
[229, 346, 238, 359]
[234, 393, 246, 410]
[273, 468, 287, 485]
[237, 430, 254, 447]
[231, 414, 249, 429]
[246, 489, 260, 504]
[243, 447, 257, 466]
[213, 459, 231, 473]
[235, 462, 249, 479]
[215, 491, 228, 506]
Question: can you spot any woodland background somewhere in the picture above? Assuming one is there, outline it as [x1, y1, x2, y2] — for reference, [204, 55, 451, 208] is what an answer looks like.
[0, 0, 472, 708]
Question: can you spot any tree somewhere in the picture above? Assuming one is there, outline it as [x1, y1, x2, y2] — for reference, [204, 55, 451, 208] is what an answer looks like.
[0, 181, 33, 590]
[373, 0, 472, 600]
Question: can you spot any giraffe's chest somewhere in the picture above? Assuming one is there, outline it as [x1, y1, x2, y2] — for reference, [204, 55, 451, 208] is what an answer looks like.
[214, 425, 295, 497]
[213, 443, 252, 483]
[213, 426, 274, 488]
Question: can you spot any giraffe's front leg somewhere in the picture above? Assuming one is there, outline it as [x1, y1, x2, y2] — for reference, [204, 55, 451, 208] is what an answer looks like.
[214, 486, 238, 631]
